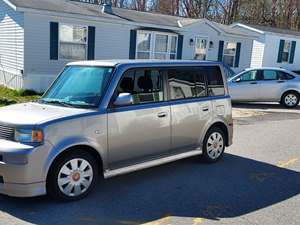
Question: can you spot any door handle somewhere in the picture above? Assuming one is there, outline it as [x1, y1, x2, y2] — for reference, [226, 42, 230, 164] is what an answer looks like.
[250, 82, 257, 84]
[157, 112, 167, 118]
[277, 80, 285, 83]
[202, 107, 209, 112]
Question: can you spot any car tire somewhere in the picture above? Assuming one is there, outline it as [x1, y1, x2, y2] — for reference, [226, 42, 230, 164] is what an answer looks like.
[201, 127, 225, 163]
[47, 150, 99, 201]
[281, 91, 300, 108]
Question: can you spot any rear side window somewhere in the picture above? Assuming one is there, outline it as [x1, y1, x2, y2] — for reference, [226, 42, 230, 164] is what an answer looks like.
[206, 67, 225, 96]
[263, 70, 277, 80]
[278, 71, 295, 80]
[167, 67, 206, 100]
[117, 69, 164, 105]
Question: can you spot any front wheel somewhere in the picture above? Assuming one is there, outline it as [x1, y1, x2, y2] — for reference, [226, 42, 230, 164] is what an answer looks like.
[202, 127, 225, 163]
[47, 151, 99, 201]
[281, 92, 299, 108]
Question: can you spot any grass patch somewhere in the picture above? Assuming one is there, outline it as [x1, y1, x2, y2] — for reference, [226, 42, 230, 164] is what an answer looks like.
[0, 85, 41, 107]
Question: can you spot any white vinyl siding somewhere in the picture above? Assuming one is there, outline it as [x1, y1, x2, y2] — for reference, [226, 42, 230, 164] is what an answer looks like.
[0, 0, 24, 89]
[23, 13, 135, 92]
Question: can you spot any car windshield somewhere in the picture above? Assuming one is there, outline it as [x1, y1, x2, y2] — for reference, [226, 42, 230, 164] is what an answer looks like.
[41, 66, 114, 108]
[223, 64, 236, 79]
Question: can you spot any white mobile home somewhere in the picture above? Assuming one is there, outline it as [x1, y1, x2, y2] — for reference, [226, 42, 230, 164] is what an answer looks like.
[231, 23, 300, 71]
[0, 0, 254, 92]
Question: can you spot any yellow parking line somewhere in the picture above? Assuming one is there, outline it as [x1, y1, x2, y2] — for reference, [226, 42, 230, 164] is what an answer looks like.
[78, 216, 141, 225]
[141, 214, 171, 225]
[277, 158, 300, 168]
[192, 218, 205, 225]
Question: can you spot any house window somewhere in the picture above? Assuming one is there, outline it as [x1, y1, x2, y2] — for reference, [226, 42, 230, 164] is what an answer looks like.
[282, 41, 291, 63]
[223, 42, 237, 67]
[136, 31, 152, 59]
[59, 24, 87, 60]
[136, 31, 178, 60]
[194, 37, 208, 60]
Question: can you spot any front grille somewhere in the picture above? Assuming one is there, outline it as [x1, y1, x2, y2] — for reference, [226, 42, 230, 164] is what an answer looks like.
[0, 125, 15, 141]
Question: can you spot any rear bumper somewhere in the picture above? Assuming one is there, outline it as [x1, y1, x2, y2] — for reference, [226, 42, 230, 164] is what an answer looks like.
[0, 139, 52, 197]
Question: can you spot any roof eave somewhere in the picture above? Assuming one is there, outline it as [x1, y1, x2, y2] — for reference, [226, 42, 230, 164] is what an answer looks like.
[3, 0, 17, 11]
[17, 7, 183, 31]
[231, 23, 265, 34]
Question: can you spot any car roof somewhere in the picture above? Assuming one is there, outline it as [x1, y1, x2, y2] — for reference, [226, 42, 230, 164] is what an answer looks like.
[243, 67, 290, 72]
[67, 60, 223, 67]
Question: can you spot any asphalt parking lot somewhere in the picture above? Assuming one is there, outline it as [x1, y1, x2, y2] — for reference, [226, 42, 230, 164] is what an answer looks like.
[0, 103, 300, 225]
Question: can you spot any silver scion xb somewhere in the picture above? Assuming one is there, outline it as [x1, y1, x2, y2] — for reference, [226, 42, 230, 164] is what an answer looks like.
[228, 67, 300, 108]
[0, 60, 233, 200]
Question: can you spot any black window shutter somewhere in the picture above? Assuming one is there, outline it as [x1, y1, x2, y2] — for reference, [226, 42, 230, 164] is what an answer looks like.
[234, 42, 241, 68]
[88, 26, 96, 60]
[50, 22, 59, 60]
[277, 40, 285, 63]
[218, 41, 224, 62]
[129, 30, 137, 59]
[289, 41, 296, 64]
[177, 35, 184, 59]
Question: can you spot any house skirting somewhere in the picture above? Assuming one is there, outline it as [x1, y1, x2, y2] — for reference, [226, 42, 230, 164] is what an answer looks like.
[0, 69, 23, 90]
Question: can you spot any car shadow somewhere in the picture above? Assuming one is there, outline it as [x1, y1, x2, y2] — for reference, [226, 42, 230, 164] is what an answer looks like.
[0, 154, 299, 225]
[232, 102, 300, 110]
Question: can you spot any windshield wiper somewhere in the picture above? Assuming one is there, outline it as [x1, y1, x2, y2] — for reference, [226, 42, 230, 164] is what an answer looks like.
[40, 99, 76, 108]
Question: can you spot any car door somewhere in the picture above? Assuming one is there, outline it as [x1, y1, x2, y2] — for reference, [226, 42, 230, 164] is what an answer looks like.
[228, 70, 261, 101]
[257, 70, 285, 101]
[107, 68, 171, 167]
[167, 67, 213, 152]
[259, 70, 292, 101]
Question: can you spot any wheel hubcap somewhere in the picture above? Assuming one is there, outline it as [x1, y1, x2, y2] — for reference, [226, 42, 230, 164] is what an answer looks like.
[285, 94, 298, 106]
[207, 132, 224, 159]
[58, 158, 93, 197]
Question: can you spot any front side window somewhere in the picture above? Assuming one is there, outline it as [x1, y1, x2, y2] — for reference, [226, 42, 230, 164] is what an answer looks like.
[42, 66, 113, 107]
[59, 24, 87, 60]
[238, 70, 258, 82]
[117, 69, 164, 105]
[136, 31, 178, 60]
[282, 41, 291, 63]
[168, 67, 207, 100]
[223, 42, 237, 67]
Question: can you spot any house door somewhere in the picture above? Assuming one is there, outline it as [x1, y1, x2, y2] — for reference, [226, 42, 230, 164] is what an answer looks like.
[194, 37, 208, 60]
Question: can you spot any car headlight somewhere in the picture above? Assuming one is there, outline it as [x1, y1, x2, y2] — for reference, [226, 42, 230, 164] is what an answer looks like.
[15, 129, 44, 144]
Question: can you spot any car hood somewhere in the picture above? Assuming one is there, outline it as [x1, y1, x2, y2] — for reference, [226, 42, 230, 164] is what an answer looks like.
[0, 102, 95, 126]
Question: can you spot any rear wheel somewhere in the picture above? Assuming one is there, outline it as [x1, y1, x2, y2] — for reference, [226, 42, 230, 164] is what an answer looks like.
[281, 91, 299, 108]
[47, 151, 99, 201]
[202, 127, 225, 163]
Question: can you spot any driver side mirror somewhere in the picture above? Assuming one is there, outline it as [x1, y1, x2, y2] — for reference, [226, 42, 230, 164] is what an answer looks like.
[235, 78, 241, 83]
[113, 93, 133, 106]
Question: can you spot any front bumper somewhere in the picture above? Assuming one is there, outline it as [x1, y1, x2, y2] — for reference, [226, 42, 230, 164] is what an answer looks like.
[0, 139, 52, 197]
[0, 181, 46, 197]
